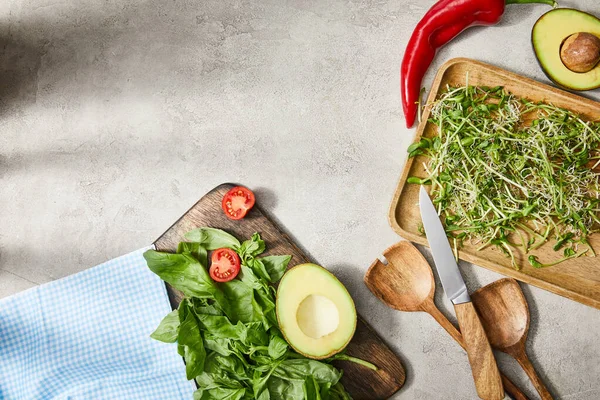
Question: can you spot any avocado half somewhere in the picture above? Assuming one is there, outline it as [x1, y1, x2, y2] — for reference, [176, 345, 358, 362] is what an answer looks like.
[532, 8, 600, 90]
[276, 263, 356, 359]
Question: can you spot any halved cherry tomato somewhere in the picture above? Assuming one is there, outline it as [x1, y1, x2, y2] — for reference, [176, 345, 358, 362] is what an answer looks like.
[222, 186, 255, 220]
[209, 248, 241, 282]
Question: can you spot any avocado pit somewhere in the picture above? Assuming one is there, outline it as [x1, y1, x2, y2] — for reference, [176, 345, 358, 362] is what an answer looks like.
[296, 294, 340, 339]
[560, 32, 600, 73]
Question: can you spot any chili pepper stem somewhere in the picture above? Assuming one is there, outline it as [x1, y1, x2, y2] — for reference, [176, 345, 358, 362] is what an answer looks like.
[505, 0, 557, 7]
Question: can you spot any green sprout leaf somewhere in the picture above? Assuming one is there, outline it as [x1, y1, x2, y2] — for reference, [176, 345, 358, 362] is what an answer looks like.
[405, 84, 600, 268]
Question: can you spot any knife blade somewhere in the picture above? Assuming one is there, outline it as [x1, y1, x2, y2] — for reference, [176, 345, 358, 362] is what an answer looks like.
[418, 186, 470, 304]
[419, 186, 504, 400]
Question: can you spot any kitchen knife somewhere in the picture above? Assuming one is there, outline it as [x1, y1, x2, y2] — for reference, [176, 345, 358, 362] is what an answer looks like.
[419, 186, 504, 400]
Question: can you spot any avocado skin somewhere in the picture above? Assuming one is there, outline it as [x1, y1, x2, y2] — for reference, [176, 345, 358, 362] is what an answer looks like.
[531, 8, 600, 91]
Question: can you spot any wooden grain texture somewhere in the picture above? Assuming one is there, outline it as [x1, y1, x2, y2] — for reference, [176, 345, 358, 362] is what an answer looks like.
[153, 183, 405, 400]
[364, 241, 435, 312]
[454, 302, 504, 400]
[389, 58, 600, 310]
[512, 351, 552, 400]
[472, 279, 553, 400]
[364, 241, 529, 400]
[422, 300, 529, 400]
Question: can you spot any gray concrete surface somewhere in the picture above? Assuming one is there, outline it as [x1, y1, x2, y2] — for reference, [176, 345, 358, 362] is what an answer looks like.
[1, 0, 599, 398]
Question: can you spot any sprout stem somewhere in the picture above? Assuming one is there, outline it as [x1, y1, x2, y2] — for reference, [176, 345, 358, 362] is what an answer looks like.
[406, 84, 600, 268]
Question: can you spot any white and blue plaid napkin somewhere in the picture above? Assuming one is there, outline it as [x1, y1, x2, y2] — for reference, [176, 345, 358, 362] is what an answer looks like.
[0, 247, 195, 400]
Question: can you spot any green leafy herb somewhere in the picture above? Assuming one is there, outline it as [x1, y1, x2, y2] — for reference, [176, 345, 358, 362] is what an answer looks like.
[268, 336, 289, 359]
[145, 228, 372, 400]
[552, 233, 574, 251]
[238, 233, 266, 262]
[150, 310, 180, 343]
[260, 255, 292, 283]
[406, 177, 430, 185]
[528, 248, 587, 268]
[407, 84, 600, 268]
[144, 251, 223, 300]
[178, 300, 207, 379]
[178, 242, 208, 266]
[184, 227, 241, 250]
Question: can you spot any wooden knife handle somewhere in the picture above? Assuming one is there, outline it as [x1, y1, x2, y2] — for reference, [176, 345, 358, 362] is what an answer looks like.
[454, 301, 504, 400]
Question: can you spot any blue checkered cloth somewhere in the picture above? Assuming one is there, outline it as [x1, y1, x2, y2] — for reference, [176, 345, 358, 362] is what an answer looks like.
[0, 247, 195, 400]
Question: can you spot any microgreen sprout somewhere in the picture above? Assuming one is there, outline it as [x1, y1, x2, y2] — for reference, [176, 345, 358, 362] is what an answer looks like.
[408, 84, 600, 269]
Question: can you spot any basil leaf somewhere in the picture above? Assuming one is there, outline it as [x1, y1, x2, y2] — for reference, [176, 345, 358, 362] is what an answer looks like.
[183, 345, 205, 381]
[221, 279, 257, 323]
[256, 388, 271, 400]
[178, 304, 206, 380]
[268, 336, 288, 359]
[144, 251, 214, 298]
[267, 377, 305, 400]
[239, 233, 266, 260]
[178, 298, 190, 327]
[251, 353, 275, 366]
[246, 232, 265, 257]
[150, 309, 179, 343]
[176, 301, 187, 357]
[208, 388, 246, 400]
[195, 304, 223, 316]
[249, 258, 272, 282]
[194, 369, 247, 399]
[205, 353, 247, 379]
[238, 265, 264, 290]
[145, 250, 232, 316]
[195, 371, 231, 389]
[185, 227, 241, 250]
[259, 255, 291, 283]
[194, 387, 246, 400]
[253, 365, 278, 400]
[318, 381, 332, 399]
[329, 382, 352, 400]
[273, 359, 341, 385]
[245, 321, 269, 346]
[203, 334, 232, 356]
[191, 298, 224, 316]
[238, 269, 277, 330]
[254, 287, 277, 330]
[196, 314, 248, 342]
[177, 241, 208, 266]
[304, 376, 321, 400]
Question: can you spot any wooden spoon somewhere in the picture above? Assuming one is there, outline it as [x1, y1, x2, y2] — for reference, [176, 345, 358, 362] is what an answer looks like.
[472, 278, 553, 400]
[364, 241, 529, 400]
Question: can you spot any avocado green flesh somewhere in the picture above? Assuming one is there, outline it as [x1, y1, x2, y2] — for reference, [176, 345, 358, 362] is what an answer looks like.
[532, 8, 600, 90]
[276, 263, 357, 359]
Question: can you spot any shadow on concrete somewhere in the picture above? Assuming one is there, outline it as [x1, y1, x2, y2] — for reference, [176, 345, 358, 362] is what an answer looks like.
[0, 37, 44, 114]
[253, 186, 278, 212]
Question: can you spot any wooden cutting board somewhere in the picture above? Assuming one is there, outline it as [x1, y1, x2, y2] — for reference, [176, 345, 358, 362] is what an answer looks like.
[390, 58, 600, 310]
[154, 183, 406, 399]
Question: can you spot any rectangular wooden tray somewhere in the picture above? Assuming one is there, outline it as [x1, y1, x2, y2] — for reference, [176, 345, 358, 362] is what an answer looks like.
[390, 58, 600, 310]
[155, 183, 406, 399]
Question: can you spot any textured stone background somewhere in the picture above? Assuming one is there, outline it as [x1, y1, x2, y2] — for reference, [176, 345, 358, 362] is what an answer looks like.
[1, 0, 599, 398]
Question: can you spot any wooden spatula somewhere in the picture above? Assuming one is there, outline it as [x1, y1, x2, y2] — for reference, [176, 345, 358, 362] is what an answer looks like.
[365, 241, 529, 400]
[472, 278, 553, 400]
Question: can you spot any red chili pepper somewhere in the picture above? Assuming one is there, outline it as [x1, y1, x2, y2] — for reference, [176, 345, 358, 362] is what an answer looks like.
[401, 0, 556, 128]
